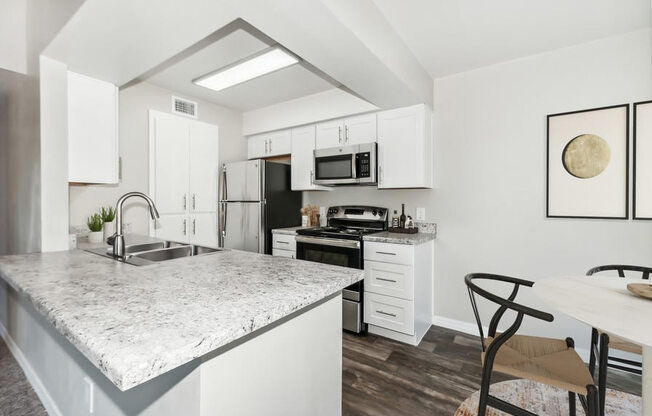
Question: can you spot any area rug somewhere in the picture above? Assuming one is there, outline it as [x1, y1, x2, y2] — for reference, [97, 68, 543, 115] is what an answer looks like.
[455, 379, 640, 415]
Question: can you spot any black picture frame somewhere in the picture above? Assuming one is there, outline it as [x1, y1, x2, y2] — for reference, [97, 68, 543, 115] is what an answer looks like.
[633, 100, 652, 220]
[546, 104, 629, 220]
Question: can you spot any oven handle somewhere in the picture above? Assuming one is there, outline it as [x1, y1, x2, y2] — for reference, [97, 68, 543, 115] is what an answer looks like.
[295, 235, 361, 249]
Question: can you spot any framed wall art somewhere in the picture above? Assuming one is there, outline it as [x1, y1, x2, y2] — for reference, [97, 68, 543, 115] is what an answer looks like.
[547, 104, 629, 219]
[634, 100, 652, 220]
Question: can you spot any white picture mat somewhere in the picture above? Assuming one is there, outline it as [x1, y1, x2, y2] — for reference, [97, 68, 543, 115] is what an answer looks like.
[635, 102, 652, 218]
[548, 106, 628, 218]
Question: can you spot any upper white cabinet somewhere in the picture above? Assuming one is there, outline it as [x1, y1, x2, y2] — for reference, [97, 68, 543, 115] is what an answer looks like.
[377, 104, 432, 189]
[149, 110, 219, 246]
[248, 129, 291, 159]
[315, 114, 377, 149]
[291, 125, 330, 191]
[67, 71, 119, 184]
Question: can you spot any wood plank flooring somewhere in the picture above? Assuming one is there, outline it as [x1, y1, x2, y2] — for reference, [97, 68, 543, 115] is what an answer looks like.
[342, 326, 642, 416]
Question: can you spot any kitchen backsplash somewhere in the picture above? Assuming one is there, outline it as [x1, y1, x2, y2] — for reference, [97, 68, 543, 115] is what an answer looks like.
[414, 222, 437, 236]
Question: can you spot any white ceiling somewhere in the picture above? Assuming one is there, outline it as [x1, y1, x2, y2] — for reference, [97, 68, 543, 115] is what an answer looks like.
[145, 29, 335, 112]
[373, 0, 652, 78]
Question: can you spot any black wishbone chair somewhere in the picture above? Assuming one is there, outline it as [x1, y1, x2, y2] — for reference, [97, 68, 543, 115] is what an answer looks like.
[465, 273, 599, 416]
[586, 264, 651, 416]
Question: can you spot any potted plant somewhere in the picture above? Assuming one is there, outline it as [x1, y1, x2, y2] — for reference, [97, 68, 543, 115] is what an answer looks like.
[87, 213, 104, 243]
[101, 206, 116, 241]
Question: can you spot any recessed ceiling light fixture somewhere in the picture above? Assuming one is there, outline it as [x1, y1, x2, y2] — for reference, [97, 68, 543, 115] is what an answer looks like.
[193, 46, 300, 92]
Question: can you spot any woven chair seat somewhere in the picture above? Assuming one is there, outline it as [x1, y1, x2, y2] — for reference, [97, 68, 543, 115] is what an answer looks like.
[483, 334, 594, 395]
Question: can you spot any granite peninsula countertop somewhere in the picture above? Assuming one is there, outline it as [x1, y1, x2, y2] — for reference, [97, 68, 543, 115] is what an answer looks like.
[363, 231, 436, 245]
[0, 241, 362, 391]
[271, 226, 310, 235]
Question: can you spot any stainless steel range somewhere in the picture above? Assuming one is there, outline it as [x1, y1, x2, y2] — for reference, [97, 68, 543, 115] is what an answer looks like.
[295, 205, 388, 333]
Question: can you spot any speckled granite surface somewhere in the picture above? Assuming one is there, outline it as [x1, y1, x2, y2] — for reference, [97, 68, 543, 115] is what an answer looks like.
[271, 226, 310, 235]
[364, 231, 436, 245]
[0, 246, 362, 391]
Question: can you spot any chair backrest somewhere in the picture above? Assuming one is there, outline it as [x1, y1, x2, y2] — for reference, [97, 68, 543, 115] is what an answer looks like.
[465, 273, 554, 352]
[586, 264, 652, 280]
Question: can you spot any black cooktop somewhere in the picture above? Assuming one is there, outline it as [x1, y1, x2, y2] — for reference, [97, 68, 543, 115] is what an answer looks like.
[296, 226, 381, 240]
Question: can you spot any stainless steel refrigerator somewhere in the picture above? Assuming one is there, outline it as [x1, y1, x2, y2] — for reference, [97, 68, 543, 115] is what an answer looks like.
[218, 160, 302, 254]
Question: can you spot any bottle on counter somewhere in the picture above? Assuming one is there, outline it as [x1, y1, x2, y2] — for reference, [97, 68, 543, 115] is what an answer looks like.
[399, 204, 406, 228]
[391, 210, 399, 228]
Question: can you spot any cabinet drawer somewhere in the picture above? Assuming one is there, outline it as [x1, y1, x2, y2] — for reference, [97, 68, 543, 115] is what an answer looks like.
[364, 242, 413, 265]
[272, 233, 296, 251]
[365, 260, 413, 300]
[364, 293, 414, 335]
[272, 248, 295, 259]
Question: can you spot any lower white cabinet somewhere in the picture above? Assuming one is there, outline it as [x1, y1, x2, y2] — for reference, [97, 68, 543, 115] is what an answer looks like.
[156, 213, 218, 247]
[156, 214, 188, 243]
[363, 239, 434, 345]
[272, 233, 296, 258]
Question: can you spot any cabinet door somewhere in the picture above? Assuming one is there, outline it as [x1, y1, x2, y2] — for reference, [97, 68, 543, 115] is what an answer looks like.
[190, 213, 218, 247]
[344, 113, 376, 145]
[291, 125, 329, 191]
[155, 214, 189, 243]
[268, 129, 291, 156]
[190, 122, 219, 213]
[377, 105, 431, 189]
[315, 119, 345, 149]
[152, 113, 190, 213]
[247, 134, 268, 159]
[68, 71, 119, 184]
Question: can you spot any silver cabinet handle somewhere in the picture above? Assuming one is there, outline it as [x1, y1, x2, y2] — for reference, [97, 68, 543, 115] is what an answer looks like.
[183, 219, 187, 236]
[268, 138, 272, 153]
[265, 139, 269, 154]
[310, 170, 314, 185]
[277, 240, 289, 245]
[192, 219, 196, 235]
[376, 310, 396, 318]
[183, 194, 187, 210]
[338, 126, 342, 143]
[345, 125, 349, 142]
[192, 194, 196, 210]
[376, 251, 396, 256]
[376, 277, 397, 283]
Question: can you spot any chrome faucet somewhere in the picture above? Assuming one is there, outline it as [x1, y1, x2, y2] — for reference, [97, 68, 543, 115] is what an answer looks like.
[110, 192, 160, 258]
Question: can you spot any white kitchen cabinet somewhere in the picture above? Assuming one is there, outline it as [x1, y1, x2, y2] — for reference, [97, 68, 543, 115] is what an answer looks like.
[272, 233, 296, 259]
[343, 113, 376, 145]
[155, 214, 189, 243]
[363, 239, 434, 346]
[247, 129, 291, 159]
[190, 213, 218, 247]
[149, 110, 219, 245]
[67, 71, 119, 184]
[290, 125, 330, 191]
[316, 119, 345, 149]
[190, 122, 219, 213]
[377, 104, 433, 189]
[153, 113, 190, 214]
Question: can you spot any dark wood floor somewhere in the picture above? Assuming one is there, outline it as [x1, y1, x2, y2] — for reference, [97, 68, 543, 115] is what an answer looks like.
[0, 338, 47, 416]
[342, 326, 642, 416]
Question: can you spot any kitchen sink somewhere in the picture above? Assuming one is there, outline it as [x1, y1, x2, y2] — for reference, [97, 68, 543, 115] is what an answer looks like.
[85, 238, 222, 266]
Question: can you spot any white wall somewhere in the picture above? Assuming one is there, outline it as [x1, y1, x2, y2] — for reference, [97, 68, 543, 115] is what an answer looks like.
[242, 88, 378, 136]
[305, 29, 652, 348]
[0, 0, 27, 73]
[69, 82, 246, 236]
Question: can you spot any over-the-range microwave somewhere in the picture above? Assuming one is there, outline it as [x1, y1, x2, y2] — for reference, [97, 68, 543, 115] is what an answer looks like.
[313, 143, 377, 186]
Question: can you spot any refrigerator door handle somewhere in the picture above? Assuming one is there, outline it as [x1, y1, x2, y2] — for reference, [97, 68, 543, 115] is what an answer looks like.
[220, 164, 227, 201]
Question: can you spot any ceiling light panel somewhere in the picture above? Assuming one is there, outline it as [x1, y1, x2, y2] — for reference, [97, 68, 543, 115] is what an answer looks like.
[193, 47, 299, 92]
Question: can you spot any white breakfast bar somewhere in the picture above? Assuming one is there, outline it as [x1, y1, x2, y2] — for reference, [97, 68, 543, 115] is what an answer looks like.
[534, 276, 651, 415]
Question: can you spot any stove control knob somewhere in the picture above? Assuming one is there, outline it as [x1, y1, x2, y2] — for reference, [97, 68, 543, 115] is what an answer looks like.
[378, 209, 384, 217]
[372, 209, 377, 216]
[333, 208, 339, 214]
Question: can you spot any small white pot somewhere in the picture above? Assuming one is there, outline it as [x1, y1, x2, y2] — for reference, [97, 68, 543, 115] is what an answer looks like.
[103, 220, 116, 241]
[88, 231, 104, 244]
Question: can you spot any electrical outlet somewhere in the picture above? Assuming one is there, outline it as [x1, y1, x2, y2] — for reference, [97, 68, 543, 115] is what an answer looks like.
[416, 207, 426, 221]
[84, 377, 95, 414]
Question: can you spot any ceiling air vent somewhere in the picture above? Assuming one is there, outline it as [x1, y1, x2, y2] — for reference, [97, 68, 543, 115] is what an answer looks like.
[172, 96, 198, 118]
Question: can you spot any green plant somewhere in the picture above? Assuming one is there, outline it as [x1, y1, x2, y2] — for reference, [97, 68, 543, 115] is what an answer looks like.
[87, 213, 103, 232]
[100, 206, 115, 222]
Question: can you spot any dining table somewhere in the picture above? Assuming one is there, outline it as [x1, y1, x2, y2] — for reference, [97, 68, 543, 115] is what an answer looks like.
[534, 276, 652, 415]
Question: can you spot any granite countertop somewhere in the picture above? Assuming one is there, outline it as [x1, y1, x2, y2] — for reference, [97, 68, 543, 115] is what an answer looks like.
[0, 239, 362, 391]
[271, 226, 310, 235]
[363, 231, 436, 245]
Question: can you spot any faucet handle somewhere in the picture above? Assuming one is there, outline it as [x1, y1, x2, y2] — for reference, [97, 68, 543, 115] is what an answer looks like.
[106, 233, 117, 246]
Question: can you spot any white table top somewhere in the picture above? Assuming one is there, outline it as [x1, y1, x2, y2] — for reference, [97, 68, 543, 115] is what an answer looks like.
[534, 276, 652, 347]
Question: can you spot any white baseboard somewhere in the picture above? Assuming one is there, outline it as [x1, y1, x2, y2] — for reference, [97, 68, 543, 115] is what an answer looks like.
[0, 323, 62, 416]
[431, 315, 590, 363]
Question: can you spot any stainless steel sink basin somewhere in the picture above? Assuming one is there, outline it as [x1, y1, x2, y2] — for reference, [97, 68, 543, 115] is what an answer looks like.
[131, 244, 219, 262]
[85, 237, 222, 266]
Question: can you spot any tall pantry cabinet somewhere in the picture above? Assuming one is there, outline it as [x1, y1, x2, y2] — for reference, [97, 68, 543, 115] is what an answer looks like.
[148, 110, 219, 247]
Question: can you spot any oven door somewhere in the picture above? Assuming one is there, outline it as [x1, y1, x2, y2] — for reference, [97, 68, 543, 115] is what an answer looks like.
[295, 235, 362, 268]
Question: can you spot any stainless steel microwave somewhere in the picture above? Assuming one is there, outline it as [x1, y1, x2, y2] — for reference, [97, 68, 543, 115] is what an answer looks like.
[313, 143, 377, 186]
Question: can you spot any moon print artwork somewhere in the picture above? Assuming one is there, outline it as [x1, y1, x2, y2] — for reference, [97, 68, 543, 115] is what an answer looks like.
[547, 105, 628, 219]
